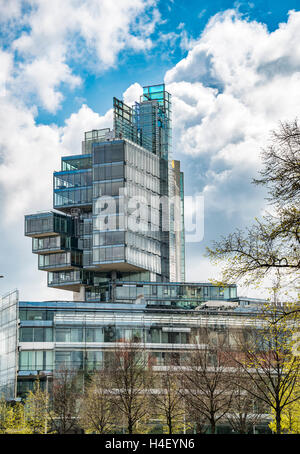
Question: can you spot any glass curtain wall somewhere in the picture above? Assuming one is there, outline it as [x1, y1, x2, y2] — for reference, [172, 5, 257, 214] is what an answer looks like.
[0, 290, 18, 399]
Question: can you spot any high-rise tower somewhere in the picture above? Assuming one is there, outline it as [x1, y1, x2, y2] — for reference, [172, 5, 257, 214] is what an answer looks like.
[2, 84, 258, 406]
[25, 84, 185, 301]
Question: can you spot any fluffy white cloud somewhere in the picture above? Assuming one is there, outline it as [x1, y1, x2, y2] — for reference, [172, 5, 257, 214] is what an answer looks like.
[1, 7, 300, 299]
[165, 9, 300, 224]
[18, 55, 82, 113]
[4, 0, 160, 112]
[163, 10, 300, 292]
[61, 104, 113, 154]
[0, 0, 22, 22]
[0, 99, 64, 224]
[122, 82, 143, 105]
[0, 83, 132, 299]
[0, 49, 13, 96]
[0, 102, 114, 225]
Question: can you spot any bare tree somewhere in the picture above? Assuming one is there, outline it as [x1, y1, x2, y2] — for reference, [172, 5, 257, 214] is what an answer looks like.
[48, 368, 82, 434]
[253, 120, 300, 206]
[79, 370, 115, 434]
[207, 120, 300, 288]
[108, 342, 151, 434]
[150, 366, 184, 434]
[180, 327, 234, 434]
[184, 405, 207, 434]
[225, 366, 266, 434]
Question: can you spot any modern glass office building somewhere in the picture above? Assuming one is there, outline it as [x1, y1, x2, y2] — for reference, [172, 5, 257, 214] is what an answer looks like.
[25, 84, 185, 301]
[0, 288, 268, 400]
[0, 84, 267, 409]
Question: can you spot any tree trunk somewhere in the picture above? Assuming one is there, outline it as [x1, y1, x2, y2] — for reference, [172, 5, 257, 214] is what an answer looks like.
[128, 417, 133, 434]
[210, 419, 216, 434]
[167, 415, 172, 434]
[276, 410, 281, 435]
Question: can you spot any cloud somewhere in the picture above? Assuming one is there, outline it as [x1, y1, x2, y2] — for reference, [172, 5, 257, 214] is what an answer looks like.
[61, 104, 113, 154]
[5, 0, 161, 112]
[165, 10, 300, 224]
[0, 83, 132, 299]
[0, 49, 13, 96]
[163, 9, 300, 293]
[122, 82, 143, 105]
[0, 98, 65, 224]
[2, 7, 300, 299]
[0, 0, 22, 23]
[18, 55, 82, 113]
[0, 101, 114, 225]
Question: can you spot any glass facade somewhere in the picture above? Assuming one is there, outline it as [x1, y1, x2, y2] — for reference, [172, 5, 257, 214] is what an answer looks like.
[15, 297, 266, 397]
[0, 80, 271, 436]
[25, 83, 187, 295]
[25, 212, 73, 237]
[0, 290, 18, 399]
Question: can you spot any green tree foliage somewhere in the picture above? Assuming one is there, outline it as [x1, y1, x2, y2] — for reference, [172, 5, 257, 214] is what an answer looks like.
[230, 307, 300, 434]
[24, 380, 49, 434]
[269, 358, 300, 434]
[79, 371, 115, 434]
[4, 402, 32, 434]
[0, 397, 13, 433]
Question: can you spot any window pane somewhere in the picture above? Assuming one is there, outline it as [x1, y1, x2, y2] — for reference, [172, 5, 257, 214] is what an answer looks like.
[20, 328, 33, 342]
[34, 328, 44, 342]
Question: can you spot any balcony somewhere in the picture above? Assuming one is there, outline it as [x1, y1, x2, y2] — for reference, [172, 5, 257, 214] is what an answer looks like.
[25, 212, 73, 238]
[48, 270, 83, 291]
[54, 186, 92, 212]
[38, 251, 82, 272]
[53, 165, 93, 213]
[61, 154, 92, 172]
[32, 235, 78, 254]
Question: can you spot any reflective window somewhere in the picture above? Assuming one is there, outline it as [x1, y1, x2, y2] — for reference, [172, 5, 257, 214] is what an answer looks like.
[19, 351, 53, 370]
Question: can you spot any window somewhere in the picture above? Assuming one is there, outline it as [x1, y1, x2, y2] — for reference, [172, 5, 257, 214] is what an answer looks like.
[56, 328, 70, 342]
[104, 326, 116, 342]
[26, 310, 46, 321]
[20, 327, 33, 342]
[19, 351, 53, 371]
[86, 328, 104, 342]
[71, 328, 83, 342]
[34, 328, 44, 342]
[93, 144, 124, 164]
[55, 350, 84, 369]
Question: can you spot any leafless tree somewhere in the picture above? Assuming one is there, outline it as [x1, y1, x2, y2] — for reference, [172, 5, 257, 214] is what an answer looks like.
[207, 120, 300, 288]
[225, 365, 266, 433]
[48, 368, 82, 434]
[253, 120, 300, 207]
[150, 366, 184, 434]
[184, 405, 207, 434]
[180, 327, 234, 434]
[108, 342, 151, 434]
